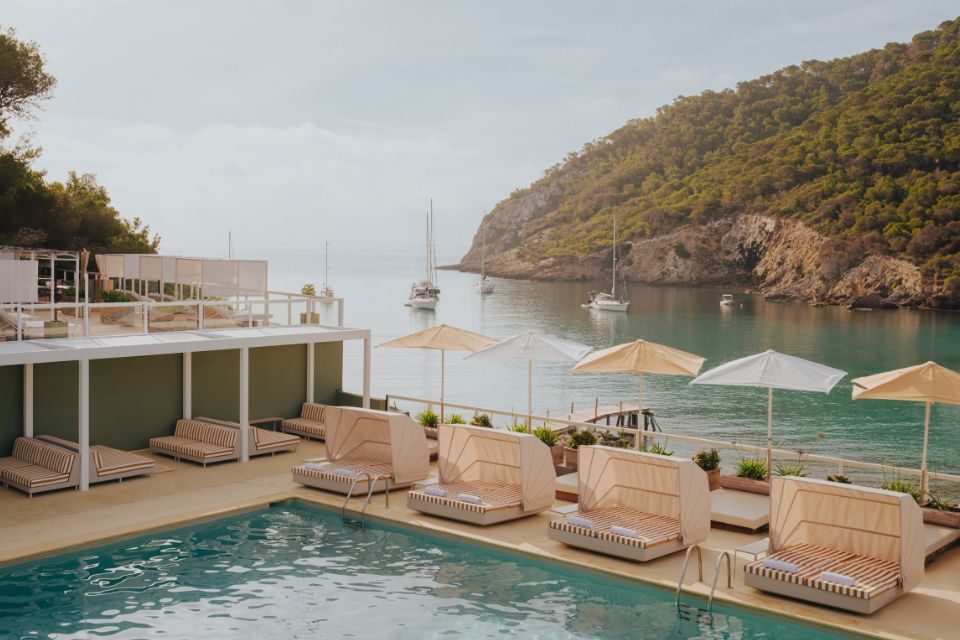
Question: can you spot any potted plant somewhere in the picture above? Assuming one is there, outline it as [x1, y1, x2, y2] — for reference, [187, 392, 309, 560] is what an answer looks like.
[416, 409, 439, 440]
[510, 421, 529, 433]
[446, 414, 466, 424]
[922, 494, 960, 528]
[693, 448, 721, 491]
[719, 456, 770, 495]
[563, 430, 597, 471]
[534, 425, 563, 466]
[470, 414, 493, 427]
[299, 284, 321, 323]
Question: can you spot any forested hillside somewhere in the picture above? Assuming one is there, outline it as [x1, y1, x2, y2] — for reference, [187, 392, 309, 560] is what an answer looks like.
[462, 17, 960, 307]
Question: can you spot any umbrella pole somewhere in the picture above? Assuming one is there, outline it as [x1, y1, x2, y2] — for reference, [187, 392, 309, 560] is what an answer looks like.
[766, 387, 773, 481]
[527, 359, 533, 428]
[636, 373, 644, 450]
[921, 400, 931, 502]
[440, 350, 445, 422]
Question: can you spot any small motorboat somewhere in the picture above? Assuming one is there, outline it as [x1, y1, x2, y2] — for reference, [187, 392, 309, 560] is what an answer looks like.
[720, 294, 734, 306]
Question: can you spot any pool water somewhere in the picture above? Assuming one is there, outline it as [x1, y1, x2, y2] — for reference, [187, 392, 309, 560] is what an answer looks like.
[0, 503, 858, 639]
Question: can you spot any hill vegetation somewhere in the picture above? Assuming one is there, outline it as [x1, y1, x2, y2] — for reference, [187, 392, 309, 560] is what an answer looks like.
[465, 17, 960, 303]
[0, 28, 158, 255]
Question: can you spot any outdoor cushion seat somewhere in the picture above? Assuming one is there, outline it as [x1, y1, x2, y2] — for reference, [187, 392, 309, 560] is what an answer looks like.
[0, 437, 78, 496]
[3, 464, 70, 489]
[550, 506, 681, 549]
[745, 543, 856, 586]
[251, 427, 300, 453]
[293, 457, 394, 484]
[149, 419, 239, 466]
[281, 403, 327, 440]
[36, 434, 154, 482]
[409, 481, 523, 513]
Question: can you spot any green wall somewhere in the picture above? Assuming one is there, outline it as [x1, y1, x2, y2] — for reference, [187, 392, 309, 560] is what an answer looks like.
[251, 344, 306, 419]
[192, 349, 241, 422]
[314, 342, 343, 405]
[0, 365, 22, 456]
[34, 361, 79, 442]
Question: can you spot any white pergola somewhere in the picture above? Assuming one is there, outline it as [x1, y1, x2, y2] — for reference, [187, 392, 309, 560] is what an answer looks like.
[0, 325, 372, 491]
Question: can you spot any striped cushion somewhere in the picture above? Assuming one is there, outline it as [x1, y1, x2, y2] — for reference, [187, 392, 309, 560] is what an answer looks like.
[550, 506, 681, 548]
[2, 463, 69, 488]
[294, 457, 394, 484]
[745, 544, 856, 586]
[282, 417, 325, 437]
[11, 438, 75, 475]
[0, 456, 33, 474]
[253, 428, 299, 451]
[409, 482, 523, 513]
[806, 554, 901, 599]
[150, 436, 234, 459]
[301, 402, 325, 423]
[174, 420, 237, 449]
[93, 447, 154, 476]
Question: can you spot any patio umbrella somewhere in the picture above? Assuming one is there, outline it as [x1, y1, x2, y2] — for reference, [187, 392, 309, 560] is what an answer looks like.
[690, 350, 846, 478]
[378, 324, 497, 420]
[852, 361, 960, 500]
[465, 331, 592, 426]
[571, 339, 706, 448]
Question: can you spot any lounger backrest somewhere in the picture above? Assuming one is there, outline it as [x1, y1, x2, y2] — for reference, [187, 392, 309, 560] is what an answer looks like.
[301, 402, 325, 423]
[11, 437, 75, 475]
[174, 419, 238, 450]
[578, 446, 710, 544]
[770, 477, 925, 592]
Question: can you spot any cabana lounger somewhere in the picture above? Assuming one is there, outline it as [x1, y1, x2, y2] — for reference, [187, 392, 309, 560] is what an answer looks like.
[293, 406, 429, 494]
[407, 424, 556, 526]
[282, 402, 328, 440]
[36, 435, 154, 483]
[0, 437, 79, 496]
[149, 419, 241, 466]
[548, 447, 710, 562]
[195, 417, 300, 457]
[744, 476, 925, 614]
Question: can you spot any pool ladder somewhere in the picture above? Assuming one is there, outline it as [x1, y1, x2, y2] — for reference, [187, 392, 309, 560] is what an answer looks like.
[675, 546, 731, 613]
[341, 471, 391, 527]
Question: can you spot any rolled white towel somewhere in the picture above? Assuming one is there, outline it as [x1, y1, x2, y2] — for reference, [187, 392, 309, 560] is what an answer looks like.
[303, 462, 328, 471]
[423, 486, 447, 497]
[332, 467, 358, 477]
[821, 571, 856, 586]
[610, 525, 639, 538]
[761, 558, 798, 573]
[566, 516, 596, 529]
[457, 493, 483, 505]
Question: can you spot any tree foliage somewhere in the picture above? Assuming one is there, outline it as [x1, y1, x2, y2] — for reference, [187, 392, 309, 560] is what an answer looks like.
[502, 18, 960, 287]
[0, 28, 158, 255]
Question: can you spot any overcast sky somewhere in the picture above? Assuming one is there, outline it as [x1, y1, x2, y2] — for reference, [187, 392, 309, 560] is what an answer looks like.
[5, 1, 957, 260]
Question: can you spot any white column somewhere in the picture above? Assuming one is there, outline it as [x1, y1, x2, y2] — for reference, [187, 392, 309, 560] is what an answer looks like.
[239, 347, 250, 462]
[79, 357, 90, 491]
[182, 352, 192, 419]
[306, 342, 315, 403]
[362, 336, 371, 409]
[23, 363, 33, 437]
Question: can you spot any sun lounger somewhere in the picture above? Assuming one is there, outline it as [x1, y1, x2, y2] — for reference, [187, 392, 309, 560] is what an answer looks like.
[281, 402, 328, 440]
[547, 447, 710, 562]
[35, 435, 154, 483]
[743, 476, 925, 614]
[293, 406, 429, 494]
[407, 424, 556, 526]
[0, 437, 79, 496]
[195, 417, 300, 456]
[149, 419, 240, 466]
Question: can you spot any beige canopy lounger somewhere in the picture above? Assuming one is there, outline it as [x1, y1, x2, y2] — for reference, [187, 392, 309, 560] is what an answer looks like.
[744, 476, 925, 614]
[0, 437, 79, 496]
[282, 402, 328, 440]
[36, 435, 155, 483]
[195, 417, 300, 456]
[407, 424, 556, 526]
[548, 447, 710, 562]
[293, 407, 429, 494]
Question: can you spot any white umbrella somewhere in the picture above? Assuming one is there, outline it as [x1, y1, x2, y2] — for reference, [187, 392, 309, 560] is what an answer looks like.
[690, 349, 846, 478]
[465, 332, 592, 426]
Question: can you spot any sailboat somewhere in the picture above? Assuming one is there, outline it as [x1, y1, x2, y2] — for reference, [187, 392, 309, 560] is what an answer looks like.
[408, 200, 440, 310]
[319, 241, 334, 298]
[475, 222, 494, 294]
[583, 212, 630, 312]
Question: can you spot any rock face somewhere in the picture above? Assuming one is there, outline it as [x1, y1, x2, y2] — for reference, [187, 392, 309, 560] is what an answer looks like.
[460, 214, 942, 308]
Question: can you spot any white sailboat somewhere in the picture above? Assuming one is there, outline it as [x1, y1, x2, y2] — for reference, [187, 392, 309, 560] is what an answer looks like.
[583, 212, 630, 312]
[320, 241, 334, 299]
[475, 222, 494, 294]
[408, 200, 440, 310]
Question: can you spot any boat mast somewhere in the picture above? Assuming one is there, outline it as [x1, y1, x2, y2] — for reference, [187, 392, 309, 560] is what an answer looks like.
[481, 219, 486, 280]
[611, 213, 617, 298]
[323, 241, 329, 289]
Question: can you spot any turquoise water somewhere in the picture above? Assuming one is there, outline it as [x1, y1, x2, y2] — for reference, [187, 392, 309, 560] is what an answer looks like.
[0, 503, 858, 639]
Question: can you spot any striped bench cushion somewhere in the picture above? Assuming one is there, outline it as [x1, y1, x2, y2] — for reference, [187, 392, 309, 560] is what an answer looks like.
[2, 463, 69, 488]
[294, 457, 394, 484]
[174, 420, 237, 449]
[93, 447, 154, 476]
[745, 544, 856, 586]
[282, 417, 325, 437]
[409, 482, 523, 513]
[301, 402, 326, 423]
[150, 436, 234, 459]
[253, 428, 299, 451]
[806, 554, 901, 599]
[0, 456, 33, 474]
[550, 506, 681, 548]
[11, 438, 75, 475]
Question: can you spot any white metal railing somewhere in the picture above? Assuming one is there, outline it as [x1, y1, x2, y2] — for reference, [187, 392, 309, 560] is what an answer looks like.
[386, 393, 960, 488]
[0, 291, 345, 341]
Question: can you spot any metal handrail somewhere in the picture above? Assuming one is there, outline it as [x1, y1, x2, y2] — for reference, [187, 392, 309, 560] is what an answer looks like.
[707, 551, 732, 610]
[675, 545, 703, 606]
[341, 471, 391, 526]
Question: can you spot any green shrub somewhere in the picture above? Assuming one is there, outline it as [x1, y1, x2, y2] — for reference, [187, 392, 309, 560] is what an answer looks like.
[569, 430, 597, 449]
[415, 410, 438, 428]
[926, 493, 953, 511]
[301, 284, 316, 296]
[510, 422, 529, 433]
[826, 474, 852, 484]
[101, 290, 130, 303]
[447, 414, 465, 424]
[775, 460, 808, 477]
[470, 414, 493, 428]
[693, 448, 720, 472]
[736, 457, 767, 481]
[881, 477, 921, 504]
[644, 440, 674, 456]
[533, 425, 558, 447]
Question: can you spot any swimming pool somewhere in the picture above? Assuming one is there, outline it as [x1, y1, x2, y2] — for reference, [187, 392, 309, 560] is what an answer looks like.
[0, 502, 858, 639]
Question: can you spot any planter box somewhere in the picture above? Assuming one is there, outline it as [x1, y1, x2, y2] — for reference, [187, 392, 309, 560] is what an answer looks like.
[719, 475, 770, 495]
[705, 468, 721, 491]
[923, 507, 960, 529]
[550, 444, 564, 467]
[299, 312, 321, 324]
[44, 320, 69, 339]
[563, 447, 578, 471]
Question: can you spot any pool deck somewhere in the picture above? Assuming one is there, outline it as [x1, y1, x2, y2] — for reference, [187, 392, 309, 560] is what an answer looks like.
[0, 441, 956, 640]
